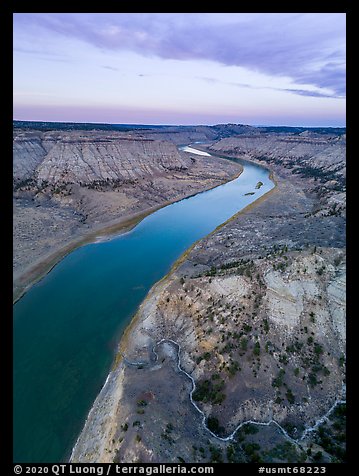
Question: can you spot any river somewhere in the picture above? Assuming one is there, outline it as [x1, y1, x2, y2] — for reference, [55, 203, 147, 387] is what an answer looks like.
[13, 147, 274, 462]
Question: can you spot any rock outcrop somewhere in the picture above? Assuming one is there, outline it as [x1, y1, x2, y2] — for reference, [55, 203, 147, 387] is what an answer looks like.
[14, 131, 189, 186]
[13, 130, 47, 181]
[208, 132, 346, 216]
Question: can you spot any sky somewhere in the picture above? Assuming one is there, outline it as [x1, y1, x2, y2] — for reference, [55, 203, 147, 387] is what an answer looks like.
[13, 13, 346, 127]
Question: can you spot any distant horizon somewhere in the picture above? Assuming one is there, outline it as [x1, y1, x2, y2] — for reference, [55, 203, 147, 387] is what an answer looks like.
[13, 118, 346, 129]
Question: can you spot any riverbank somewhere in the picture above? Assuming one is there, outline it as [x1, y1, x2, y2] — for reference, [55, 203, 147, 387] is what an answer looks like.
[14, 158, 243, 304]
[70, 159, 345, 463]
[69, 166, 277, 463]
[17, 143, 280, 464]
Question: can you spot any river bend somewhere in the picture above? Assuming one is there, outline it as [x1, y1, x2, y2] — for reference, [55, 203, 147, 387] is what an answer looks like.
[13, 147, 274, 462]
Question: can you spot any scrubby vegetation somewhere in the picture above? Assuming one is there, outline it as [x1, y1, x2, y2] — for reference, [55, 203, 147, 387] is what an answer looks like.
[192, 378, 226, 405]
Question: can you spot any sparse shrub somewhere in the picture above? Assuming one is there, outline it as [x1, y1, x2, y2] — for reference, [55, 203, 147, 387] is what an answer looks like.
[243, 423, 259, 435]
[253, 342, 261, 356]
[314, 343, 323, 356]
[209, 445, 223, 463]
[137, 400, 147, 407]
[279, 353, 289, 365]
[316, 267, 325, 276]
[207, 417, 220, 433]
[240, 337, 248, 351]
[286, 389, 295, 404]
[313, 451, 323, 462]
[227, 361, 241, 377]
[193, 379, 226, 404]
[308, 372, 318, 387]
[272, 369, 285, 388]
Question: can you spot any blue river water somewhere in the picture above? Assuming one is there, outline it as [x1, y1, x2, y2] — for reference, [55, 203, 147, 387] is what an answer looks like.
[13, 149, 274, 462]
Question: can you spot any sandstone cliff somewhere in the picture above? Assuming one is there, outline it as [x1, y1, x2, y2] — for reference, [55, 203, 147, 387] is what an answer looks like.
[14, 130, 189, 185]
[208, 132, 346, 216]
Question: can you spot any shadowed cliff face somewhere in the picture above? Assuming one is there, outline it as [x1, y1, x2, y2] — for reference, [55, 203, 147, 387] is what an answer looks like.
[13, 131, 188, 185]
[13, 131, 48, 181]
[209, 132, 345, 170]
